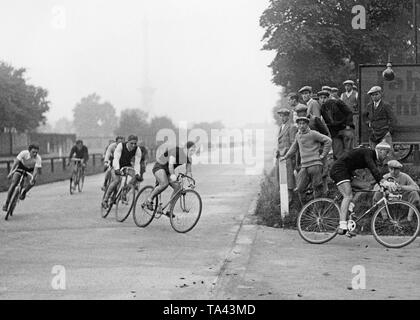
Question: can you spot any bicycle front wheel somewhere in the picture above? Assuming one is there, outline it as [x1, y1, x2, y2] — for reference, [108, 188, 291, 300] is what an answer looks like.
[169, 189, 202, 233]
[297, 198, 340, 244]
[133, 185, 156, 228]
[115, 185, 135, 222]
[372, 200, 420, 248]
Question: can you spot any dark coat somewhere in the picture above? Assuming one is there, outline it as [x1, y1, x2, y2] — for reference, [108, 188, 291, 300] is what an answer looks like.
[364, 100, 397, 141]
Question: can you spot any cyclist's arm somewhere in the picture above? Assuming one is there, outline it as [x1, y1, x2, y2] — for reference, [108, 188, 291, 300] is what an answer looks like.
[365, 152, 383, 184]
[168, 155, 176, 178]
[133, 147, 142, 175]
[104, 144, 113, 163]
[68, 146, 76, 161]
[8, 159, 20, 176]
[186, 162, 192, 176]
[112, 143, 123, 170]
[31, 156, 42, 182]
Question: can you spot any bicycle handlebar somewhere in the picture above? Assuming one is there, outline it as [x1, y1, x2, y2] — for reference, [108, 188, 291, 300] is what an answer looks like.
[117, 166, 135, 176]
[11, 169, 34, 180]
[177, 173, 196, 187]
[70, 158, 83, 162]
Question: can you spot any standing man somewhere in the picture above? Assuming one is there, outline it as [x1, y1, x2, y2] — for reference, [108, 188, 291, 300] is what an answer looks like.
[318, 90, 355, 159]
[364, 86, 397, 150]
[280, 117, 332, 206]
[372, 160, 420, 221]
[299, 86, 322, 119]
[330, 87, 340, 100]
[340, 80, 358, 114]
[276, 108, 298, 201]
[287, 92, 306, 124]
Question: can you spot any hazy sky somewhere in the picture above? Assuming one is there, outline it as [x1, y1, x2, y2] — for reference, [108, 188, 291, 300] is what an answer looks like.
[0, 0, 279, 128]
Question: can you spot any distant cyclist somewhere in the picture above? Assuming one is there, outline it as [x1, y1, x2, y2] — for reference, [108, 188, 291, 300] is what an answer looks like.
[102, 136, 125, 191]
[101, 135, 143, 209]
[68, 139, 89, 178]
[144, 141, 196, 212]
[2, 144, 42, 211]
[329, 142, 396, 236]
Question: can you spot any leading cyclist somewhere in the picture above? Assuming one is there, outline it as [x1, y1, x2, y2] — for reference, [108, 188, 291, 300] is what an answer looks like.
[68, 139, 89, 178]
[329, 141, 397, 236]
[2, 144, 42, 211]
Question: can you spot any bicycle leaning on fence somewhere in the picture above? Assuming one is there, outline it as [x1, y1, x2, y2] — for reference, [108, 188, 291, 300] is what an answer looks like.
[4, 169, 34, 221]
[297, 177, 420, 248]
[132, 173, 202, 233]
[69, 158, 85, 195]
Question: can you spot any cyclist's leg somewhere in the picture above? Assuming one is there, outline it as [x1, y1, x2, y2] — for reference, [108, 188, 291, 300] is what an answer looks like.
[20, 173, 36, 200]
[103, 169, 120, 205]
[337, 181, 353, 231]
[3, 172, 21, 210]
[147, 169, 169, 203]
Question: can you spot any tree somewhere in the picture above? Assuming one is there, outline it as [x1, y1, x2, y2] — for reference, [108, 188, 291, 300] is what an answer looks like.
[36, 121, 54, 133]
[0, 61, 50, 132]
[54, 117, 75, 134]
[260, 0, 414, 91]
[148, 116, 177, 146]
[114, 108, 150, 141]
[73, 93, 118, 137]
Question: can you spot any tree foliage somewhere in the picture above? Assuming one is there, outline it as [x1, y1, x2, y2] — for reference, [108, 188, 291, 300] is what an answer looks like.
[73, 93, 118, 137]
[114, 108, 150, 141]
[54, 117, 75, 134]
[260, 0, 415, 91]
[0, 61, 50, 132]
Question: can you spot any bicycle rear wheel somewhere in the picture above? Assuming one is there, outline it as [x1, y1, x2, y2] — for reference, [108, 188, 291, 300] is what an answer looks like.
[372, 200, 420, 248]
[5, 187, 20, 221]
[133, 185, 156, 227]
[115, 184, 135, 222]
[169, 189, 202, 233]
[297, 198, 340, 244]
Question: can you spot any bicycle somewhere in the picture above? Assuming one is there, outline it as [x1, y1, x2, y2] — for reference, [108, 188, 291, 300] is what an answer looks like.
[132, 173, 202, 233]
[100, 166, 136, 222]
[297, 178, 420, 248]
[4, 169, 34, 221]
[69, 158, 85, 194]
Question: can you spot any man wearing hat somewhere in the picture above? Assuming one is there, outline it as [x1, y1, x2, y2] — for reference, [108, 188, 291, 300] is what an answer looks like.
[372, 160, 420, 221]
[280, 116, 332, 206]
[330, 87, 339, 100]
[276, 108, 298, 200]
[295, 104, 330, 136]
[330, 142, 396, 236]
[287, 92, 306, 124]
[364, 86, 397, 150]
[318, 90, 354, 160]
[340, 80, 358, 113]
[299, 86, 322, 119]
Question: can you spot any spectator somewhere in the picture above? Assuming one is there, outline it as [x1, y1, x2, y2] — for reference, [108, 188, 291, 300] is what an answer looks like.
[280, 116, 332, 206]
[299, 86, 322, 119]
[321, 86, 332, 96]
[373, 160, 420, 221]
[364, 86, 397, 150]
[330, 87, 340, 100]
[276, 108, 298, 202]
[340, 80, 358, 114]
[318, 90, 355, 160]
[287, 92, 306, 124]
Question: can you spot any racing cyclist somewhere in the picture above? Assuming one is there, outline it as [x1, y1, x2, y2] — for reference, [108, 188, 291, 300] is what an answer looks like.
[102, 136, 125, 191]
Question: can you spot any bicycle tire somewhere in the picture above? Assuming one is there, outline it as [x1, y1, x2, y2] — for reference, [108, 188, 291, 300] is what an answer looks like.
[371, 200, 420, 248]
[132, 185, 156, 228]
[5, 187, 20, 221]
[297, 197, 340, 244]
[115, 184, 135, 222]
[169, 189, 202, 233]
[69, 171, 77, 195]
[78, 168, 84, 192]
[100, 183, 112, 218]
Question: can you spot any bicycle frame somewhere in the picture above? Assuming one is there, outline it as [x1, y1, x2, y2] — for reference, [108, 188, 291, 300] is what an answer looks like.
[155, 174, 195, 214]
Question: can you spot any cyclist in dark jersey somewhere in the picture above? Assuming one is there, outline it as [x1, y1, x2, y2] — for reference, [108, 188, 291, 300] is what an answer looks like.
[329, 141, 396, 236]
[145, 141, 196, 211]
[68, 140, 89, 178]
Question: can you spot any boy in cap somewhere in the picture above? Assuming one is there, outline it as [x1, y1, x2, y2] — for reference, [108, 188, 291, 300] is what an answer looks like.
[372, 160, 420, 221]
[276, 108, 298, 200]
[299, 86, 322, 119]
[330, 87, 339, 100]
[340, 80, 358, 113]
[280, 116, 332, 206]
[330, 142, 396, 236]
[364, 86, 397, 150]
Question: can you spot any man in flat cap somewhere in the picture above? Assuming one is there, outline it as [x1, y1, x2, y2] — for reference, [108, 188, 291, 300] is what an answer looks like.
[364, 86, 397, 150]
[318, 90, 355, 160]
[299, 86, 322, 119]
[287, 92, 306, 124]
[330, 87, 339, 100]
[276, 108, 298, 201]
[280, 116, 332, 206]
[372, 160, 420, 221]
[340, 80, 358, 114]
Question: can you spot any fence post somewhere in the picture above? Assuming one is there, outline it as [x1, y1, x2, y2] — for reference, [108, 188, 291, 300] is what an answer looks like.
[62, 158, 66, 171]
[278, 158, 289, 219]
[50, 158, 54, 173]
[92, 154, 96, 167]
[7, 161, 11, 173]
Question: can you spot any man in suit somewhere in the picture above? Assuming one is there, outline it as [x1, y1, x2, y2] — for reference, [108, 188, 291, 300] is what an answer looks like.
[276, 108, 297, 201]
[364, 86, 397, 150]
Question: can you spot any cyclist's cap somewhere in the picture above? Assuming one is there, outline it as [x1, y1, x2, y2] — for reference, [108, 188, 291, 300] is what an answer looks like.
[298, 86, 312, 94]
[368, 86, 382, 95]
[387, 160, 403, 169]
[277, 108, 290, 115]
[317, 90, 330, 97]
[321, 86, 332, 92]
[343, 80, 355, 86]
[375, 141, 391, 150]
[295, 116, 310, 123]
[115, 136, 124, 141]
[76, 139, 83, 144]
[295, 104, 308, 113]
[127, 135, 138, 141]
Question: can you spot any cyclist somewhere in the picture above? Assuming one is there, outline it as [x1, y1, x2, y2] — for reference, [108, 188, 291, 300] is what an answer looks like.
[68, 139, 89, 180]
[101, 135, 143, 209]
[2, 144, 42, 211]
[329, 141, 397, 236]
[144, 141, 197, 213]
[102, 136, 125, 191]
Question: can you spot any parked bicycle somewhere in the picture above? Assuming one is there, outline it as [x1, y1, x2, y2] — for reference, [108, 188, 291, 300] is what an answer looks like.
[100, 166, 137, 222]
[4, 169, 34, 221]
[69, 158, 85, 194]
[297, 179, 420, 248]
[133, 173, 202, 233]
